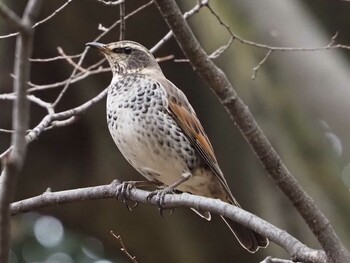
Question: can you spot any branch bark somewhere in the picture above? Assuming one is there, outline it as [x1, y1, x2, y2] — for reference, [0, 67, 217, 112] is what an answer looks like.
[153, 0, 350, 262]
[10, 180, 326, 263]
[0, 0, 43, 261]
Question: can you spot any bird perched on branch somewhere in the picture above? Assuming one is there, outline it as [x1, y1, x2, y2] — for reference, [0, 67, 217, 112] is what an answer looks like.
[86, 40, 268, 253]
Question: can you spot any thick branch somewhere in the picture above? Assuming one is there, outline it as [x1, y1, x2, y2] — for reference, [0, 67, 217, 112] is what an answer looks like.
[153, 0, 350, 262]
[10, 181, 326, 263]
[0, 0, 43, 261]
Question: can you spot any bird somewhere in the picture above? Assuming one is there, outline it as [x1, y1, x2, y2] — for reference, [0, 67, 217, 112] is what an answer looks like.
[86, 40, 268, 253]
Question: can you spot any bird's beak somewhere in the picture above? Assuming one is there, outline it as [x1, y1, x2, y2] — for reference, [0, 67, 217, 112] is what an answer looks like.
[86, 42, 110, 54]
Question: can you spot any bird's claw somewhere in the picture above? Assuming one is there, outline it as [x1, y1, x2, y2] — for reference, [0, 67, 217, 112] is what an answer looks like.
[147, 188, 174, 217]
[116, 181, 138, 211]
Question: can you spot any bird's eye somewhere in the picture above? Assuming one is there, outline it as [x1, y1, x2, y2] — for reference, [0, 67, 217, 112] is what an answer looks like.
[123, 47, 132, 55]
[110, 47, 132, 55]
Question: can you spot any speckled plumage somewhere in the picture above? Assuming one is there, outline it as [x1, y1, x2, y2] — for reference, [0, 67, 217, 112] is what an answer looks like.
[87, 40, 268, 253]
[106, 73, 222, 198]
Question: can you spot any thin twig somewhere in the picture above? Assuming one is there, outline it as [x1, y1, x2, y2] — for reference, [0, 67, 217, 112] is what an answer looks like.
[0, 129, 14, 134]
[51, 49, 89, 107]
[205, 4, 350, 52]
[57, 47, 88, 73]
[155, 54, 174, 63]
[111, 231, 138, 263]
[33, 0, 73, 28]
[0, 93, 54, 114]
[0, 148, 12, 160]
[30, 51, 83, 62]
[27, 95, 54, 114]
[10, 0, 154, 107]
[10, 0, 153, 95]
[26, 58, 108, 92]
[92, 0, 154, 43]
[98, 23, 108, 32]
[47, 116, 80, 129]
[172, 35, 235, 62]
[208, 36, 234, 59]
[150, 0, 208, 53]
[0, 0, 73, 39]
[0, 87, 107, 163]
[97, 0, 124, 5]
[52, 0, 153, 107]
[119, 0, 125, 40]
[27, 67, 110, 92]
[251, 50, 272, 79]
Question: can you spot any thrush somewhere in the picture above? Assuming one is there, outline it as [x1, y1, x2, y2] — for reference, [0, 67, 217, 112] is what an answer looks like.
[86, 40, 268, 253]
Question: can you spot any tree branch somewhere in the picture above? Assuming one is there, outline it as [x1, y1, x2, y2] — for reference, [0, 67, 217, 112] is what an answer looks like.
[260, 256, 301, 263]
[10, 180, 326, 263]
[0, 0, 43, 262]
[0, 2, 27, 33]
[150, 0, 208, 53]
[119, 0, 125, 40]
[0, 88, 108, 161]
[153, 0, 350, 262]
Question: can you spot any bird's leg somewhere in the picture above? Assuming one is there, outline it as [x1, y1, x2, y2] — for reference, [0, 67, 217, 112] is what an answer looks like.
[147, 173, 192, 216]
[116, 180, 159, 210]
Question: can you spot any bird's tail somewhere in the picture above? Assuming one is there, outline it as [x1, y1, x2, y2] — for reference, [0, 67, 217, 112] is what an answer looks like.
[220, 215, 268, 253]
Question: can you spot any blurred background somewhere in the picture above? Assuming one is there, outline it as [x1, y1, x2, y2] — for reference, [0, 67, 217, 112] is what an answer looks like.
[1, 0, 350, 262]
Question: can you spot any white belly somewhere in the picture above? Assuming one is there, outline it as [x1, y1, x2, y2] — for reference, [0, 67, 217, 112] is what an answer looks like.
[108, 108, 188, 185]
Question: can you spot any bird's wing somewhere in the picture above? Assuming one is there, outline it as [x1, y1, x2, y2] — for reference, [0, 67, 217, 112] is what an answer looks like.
[156, 77, 235, 200]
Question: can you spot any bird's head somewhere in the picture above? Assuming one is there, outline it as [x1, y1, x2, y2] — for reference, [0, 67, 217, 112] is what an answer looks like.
[86, 40, 161, 76]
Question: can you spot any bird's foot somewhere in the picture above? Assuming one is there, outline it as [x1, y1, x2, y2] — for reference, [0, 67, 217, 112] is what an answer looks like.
[116, 181, 147, 210]
[147, 173, 191, 216]
[116, 180, 160, 210]
[147, 187, 175, 217]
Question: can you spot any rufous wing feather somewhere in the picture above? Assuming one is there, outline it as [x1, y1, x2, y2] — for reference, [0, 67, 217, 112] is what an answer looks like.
[157, 78, 231, 190]
[156, 77, 269, 252]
